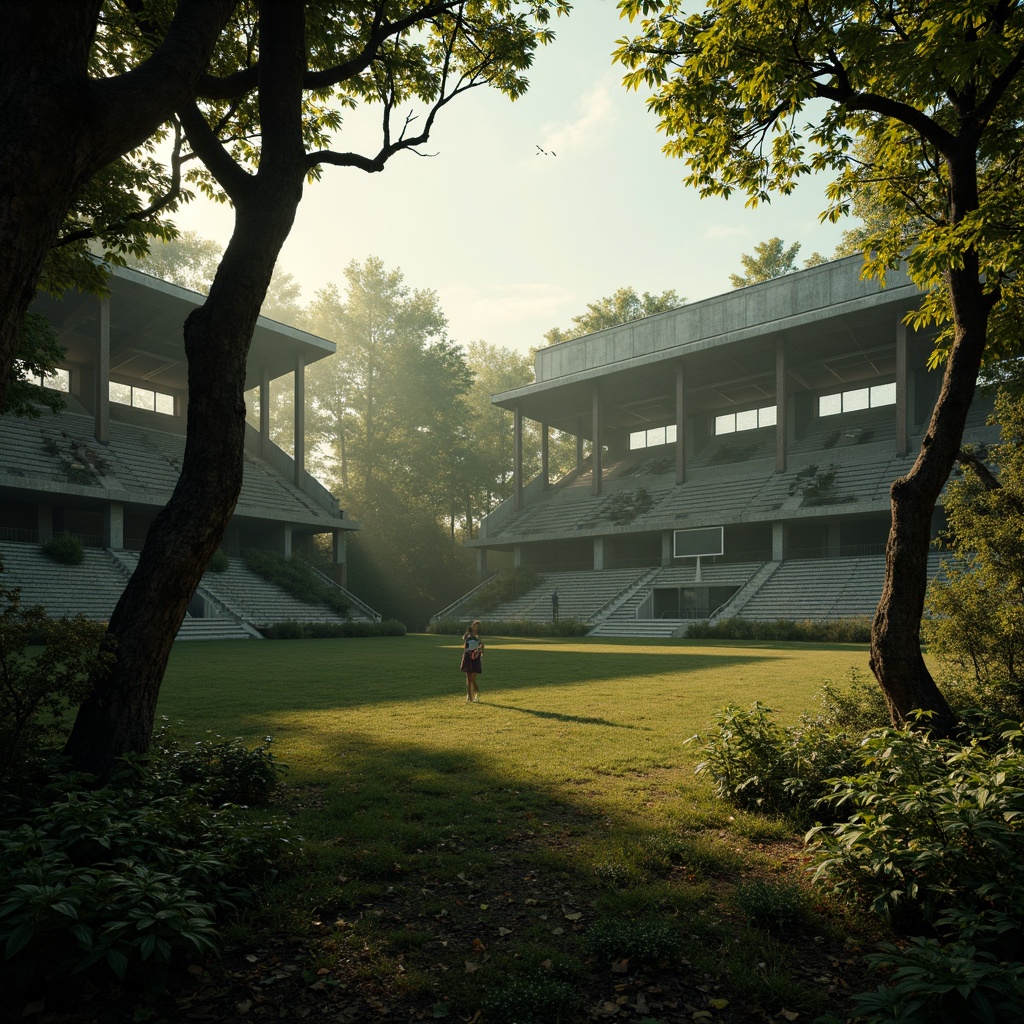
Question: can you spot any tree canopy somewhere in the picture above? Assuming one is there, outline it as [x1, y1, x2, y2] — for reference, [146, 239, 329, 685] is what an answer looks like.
[729, 237, 801, 288]
[543, 285, 682, 345]
[615, 0, 1024, 731]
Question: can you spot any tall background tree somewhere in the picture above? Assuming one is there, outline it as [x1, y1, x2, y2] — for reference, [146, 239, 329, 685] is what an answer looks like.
[615, 0, 1024, 733]
[63, 0, 569, 775]
[728, 237, 801, 287]
[543, 285, 682, 345]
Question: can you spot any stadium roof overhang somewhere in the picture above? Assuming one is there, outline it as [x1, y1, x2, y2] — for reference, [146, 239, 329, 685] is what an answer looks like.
[31, 263, 335, 394]
[493, 257, 932, 439]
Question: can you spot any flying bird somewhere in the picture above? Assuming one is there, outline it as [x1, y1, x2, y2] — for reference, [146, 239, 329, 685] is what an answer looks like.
[535, 144, 556, 156]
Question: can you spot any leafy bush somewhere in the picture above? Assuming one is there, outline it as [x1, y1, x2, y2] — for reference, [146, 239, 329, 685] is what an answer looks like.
[208, 548, 230, 573]
[468, 566, 541, 614]
[242, 548, 349, 617]
[808, 722, 1024, 950]
[428, 617, 590, 637]
[686, 616, 872, 643]
[0, 740, 297, 994]
[852, 939, 1024, 1024]
[261, 618, 406, 639]
[39, 533, 84, 565]
[816, 668, 892, 732]
[148, 724, 285, 806]
[0, 578, 111, 764]
[692, 702, 858, 825]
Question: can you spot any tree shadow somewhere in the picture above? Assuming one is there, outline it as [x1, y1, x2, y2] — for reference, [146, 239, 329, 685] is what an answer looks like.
[480, 701, 644, 729]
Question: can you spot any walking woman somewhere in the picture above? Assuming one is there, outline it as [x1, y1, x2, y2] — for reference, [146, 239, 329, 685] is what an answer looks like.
[460, 620, 484, 702]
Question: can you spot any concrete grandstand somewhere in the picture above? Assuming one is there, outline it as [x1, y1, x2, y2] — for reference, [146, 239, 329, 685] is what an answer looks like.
[0, 264, 378, 639]
[443, 257, 995, 637]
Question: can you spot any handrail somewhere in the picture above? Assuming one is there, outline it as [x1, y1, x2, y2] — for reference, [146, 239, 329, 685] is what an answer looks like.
[589, 566, 660, 623]
[311, 567, 381, 622]
[430, 571, 499, 624]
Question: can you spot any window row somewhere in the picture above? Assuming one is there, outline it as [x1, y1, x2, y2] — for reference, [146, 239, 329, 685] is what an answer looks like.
[819, 382, 896, 417]
[715, 404, 776, 436]
[110, 382, 175, 416]
[629, 424, 678, 450]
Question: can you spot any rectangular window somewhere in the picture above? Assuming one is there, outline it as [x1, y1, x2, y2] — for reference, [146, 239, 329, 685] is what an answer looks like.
[871, 382, 896, 407]
[666, 424, 677, 444]
[629, 430, 645, 450]
[132, 389, 155, 411]
[714, 404, 777, 436]
[43, 368, 69, 392]
[819, 381, 896, 418]
[110, 382, 132, 406]
[155, 392, 175, 415]
[844, 387, 870, 412]
[648, 426, 666, 446]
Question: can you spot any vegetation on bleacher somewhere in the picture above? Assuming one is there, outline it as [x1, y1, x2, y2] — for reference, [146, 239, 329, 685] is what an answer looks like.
[208, 548, 230, 574]
[686, 616, 872, 643]
[260, 619, 406, 639]
[427, 616, 590, 637]
[459, 565, 541, 615]
[242, 548, 349, 617]
[39, 533, 84, 566]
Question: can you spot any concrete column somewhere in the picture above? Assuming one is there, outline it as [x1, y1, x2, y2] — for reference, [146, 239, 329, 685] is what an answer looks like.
[661, 530, 672, 566]
[775, 338, 787, 473]
[293, 355, 305, 486]
[772, 521, 785, 561]
[94, 296, 110, 444]
[513, 544, 523, 568]
[38, 504, 53, 543]
[593, 536, 605, 570]
[675, 363, 686, 485]
[591, 384, 602, 497]
[332, 531, 348, 588]
[576, 418, 584, 469]
[104, 502, 124, 549]
[541, 421, 550, 489]
[513, 406, 523, 511]
[896, 315, 909, 455]
[260, 373, 271, 454]
[476, 547, 488, 579]
[827, 521, 841, 558]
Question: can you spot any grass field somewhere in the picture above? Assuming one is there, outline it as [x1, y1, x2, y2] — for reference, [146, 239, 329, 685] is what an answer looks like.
[156, 635, 881, 1023]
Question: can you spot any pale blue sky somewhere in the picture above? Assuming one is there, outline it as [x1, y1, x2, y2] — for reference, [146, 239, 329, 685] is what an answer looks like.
[175, 2, 851, 355]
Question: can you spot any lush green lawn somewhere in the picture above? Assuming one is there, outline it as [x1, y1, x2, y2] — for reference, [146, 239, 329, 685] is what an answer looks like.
[157, 635, 879, 1022]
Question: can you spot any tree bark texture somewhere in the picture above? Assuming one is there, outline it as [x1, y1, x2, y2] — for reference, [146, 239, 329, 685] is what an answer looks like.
[65, 0, 306, 777]
[870, 258, 989, 734]
[0, 0, 234, 411]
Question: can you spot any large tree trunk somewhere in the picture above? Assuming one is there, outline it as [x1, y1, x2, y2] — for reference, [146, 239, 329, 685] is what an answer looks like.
[0, 0, 234, 411]
[64, 0, 306, 777]
[869, 255, 990, 734]
[64, 192, 301, 776]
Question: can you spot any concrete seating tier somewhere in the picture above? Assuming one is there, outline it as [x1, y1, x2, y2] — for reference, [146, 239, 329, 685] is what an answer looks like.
[735, 552, 946, 621]
[0, 542, 129, 620]
[462, 568, 652, 624]
[0, 409, 337, 522]
[115, 550, 358, 628]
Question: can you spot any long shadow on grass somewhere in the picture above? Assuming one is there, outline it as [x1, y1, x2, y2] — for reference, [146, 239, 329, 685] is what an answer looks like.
[482, 701, 641, 729]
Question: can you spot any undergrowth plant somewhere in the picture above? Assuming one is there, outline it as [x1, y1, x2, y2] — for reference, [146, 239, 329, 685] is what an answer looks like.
[243, 548, 349, 617]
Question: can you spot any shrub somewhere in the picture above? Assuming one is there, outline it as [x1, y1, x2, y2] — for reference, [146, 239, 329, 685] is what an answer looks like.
[733, 878, 808, 933]
[39, 533, 84, 565]
[692, 702, 858, 825]
[469, 566, 541, 614]
[808, 722, 1024, 950]
[0, 739, 297, 994]
[208, 548, 230, 573]
[851, 939, 1024, 1024]
[481, 975, 579, 1024]
[685, 616, 872, 643]
[0, 579, 111, 765]
[261, 619, 406, 639]
[428, 617, 590, 637]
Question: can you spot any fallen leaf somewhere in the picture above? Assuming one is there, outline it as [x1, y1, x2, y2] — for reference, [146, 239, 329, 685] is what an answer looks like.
[245, 955, 258, 963]
[539, 959, 552, 970]
[21, 1001, 45, 1016]
[472, 938, 487, 952]
[498, 927, 513, 936]
[781, 1012, 799, 1022]
[611, 959, 629, 974]
[708, 998, 729, 1010]
[550, 927, 564, 935]
[691, 1013, 712, 1022]
[464, 961, 482, 974]
[564, 911, 583, 921]
[236, 1000, 253, 1013]
[633, 993, 650, 1014]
